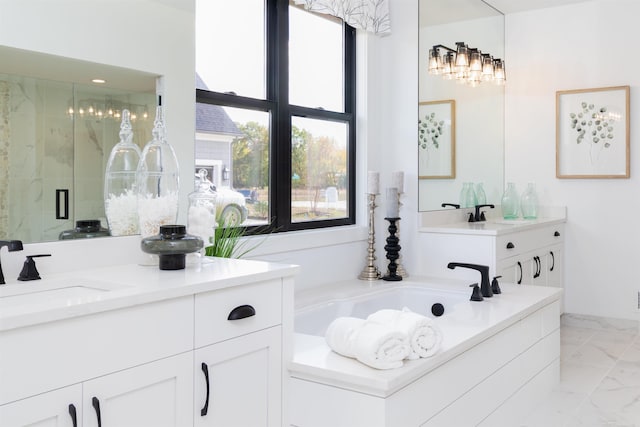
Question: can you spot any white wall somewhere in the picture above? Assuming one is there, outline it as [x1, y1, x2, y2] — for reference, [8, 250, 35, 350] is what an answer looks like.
[504, 0, 640, 320]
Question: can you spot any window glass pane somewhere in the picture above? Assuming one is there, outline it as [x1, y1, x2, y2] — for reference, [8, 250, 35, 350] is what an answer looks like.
[291, 116, 348, 222]
[195, 104, 269, 226]
[289, 6, 344, 112]
[196, 0, 266, 99]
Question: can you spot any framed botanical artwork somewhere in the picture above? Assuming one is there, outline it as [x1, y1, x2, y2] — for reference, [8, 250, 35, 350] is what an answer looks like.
[556, 86, 630, 178]
[418, 99, 455, 179]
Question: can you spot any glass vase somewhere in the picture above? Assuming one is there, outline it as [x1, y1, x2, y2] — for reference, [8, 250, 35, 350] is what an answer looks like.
[501, 182, 519, 219]
[475, 183, 487, 205]
[188, 169, 218, 255]
[464, 182, 477, 208]
[136, 106, 180, 238]
[459, 182, 469, 208]
[104, 110, 141, 236]
[520, 182, 538, 219]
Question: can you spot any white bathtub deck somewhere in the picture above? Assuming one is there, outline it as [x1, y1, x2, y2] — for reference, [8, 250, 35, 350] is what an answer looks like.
[290, 278, 562, 397]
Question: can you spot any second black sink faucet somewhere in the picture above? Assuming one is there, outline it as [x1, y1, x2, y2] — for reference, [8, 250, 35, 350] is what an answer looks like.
[447, 262, 493, 298]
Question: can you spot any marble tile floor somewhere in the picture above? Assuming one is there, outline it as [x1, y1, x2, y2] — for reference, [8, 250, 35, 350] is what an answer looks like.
[520, 314, 640, 426]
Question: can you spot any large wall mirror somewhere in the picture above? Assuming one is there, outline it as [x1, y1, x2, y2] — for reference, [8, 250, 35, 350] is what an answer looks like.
[418, 0, 505, 211]
[0, 46, 157, 244]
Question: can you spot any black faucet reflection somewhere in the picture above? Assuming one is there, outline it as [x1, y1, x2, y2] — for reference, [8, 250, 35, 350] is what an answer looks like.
[447, 262, 493, 298]
[0, 240, 24, 285]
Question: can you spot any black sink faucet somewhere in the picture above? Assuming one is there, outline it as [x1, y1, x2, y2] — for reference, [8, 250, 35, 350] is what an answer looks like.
[469, 204, 495, 222]
[0, 240, 24, 285]
[447, 262, 493, 298]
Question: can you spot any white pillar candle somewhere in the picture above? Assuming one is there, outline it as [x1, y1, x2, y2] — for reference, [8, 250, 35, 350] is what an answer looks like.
[392, 171, 404, 194]
[367, 171, 380, 194]
[386, 187, 399, 217]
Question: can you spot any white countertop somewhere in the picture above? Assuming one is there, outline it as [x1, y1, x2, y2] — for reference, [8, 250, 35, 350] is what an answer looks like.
[0, 257, 299, 331]
[289, 279, 562, 397]
[419, 216, 566, 236]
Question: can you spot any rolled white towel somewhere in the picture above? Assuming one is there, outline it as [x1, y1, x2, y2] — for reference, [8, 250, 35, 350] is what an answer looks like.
[325, 317, 410, 370]
[367, 308, 442, 359]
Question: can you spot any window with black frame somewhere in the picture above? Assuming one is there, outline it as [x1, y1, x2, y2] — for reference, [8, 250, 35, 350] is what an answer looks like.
[195, 0, 356, 232]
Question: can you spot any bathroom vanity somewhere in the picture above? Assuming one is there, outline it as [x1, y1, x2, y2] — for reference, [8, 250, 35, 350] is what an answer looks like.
[0, 258, 297, 427]
[417, 208, 566, 299]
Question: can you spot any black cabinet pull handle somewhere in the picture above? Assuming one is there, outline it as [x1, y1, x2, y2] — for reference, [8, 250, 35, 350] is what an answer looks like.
[517, 261, 523, 284]
[92, 397, 102, 427]
[533, 256, 541, 278]
[201, 362, 210, 416]
[550, 251, 555, 272]
[554, 231, 561, 237]
[506, 242, 515, 249]
[68, 404, 78, 427]
[227, 304, 256, 320]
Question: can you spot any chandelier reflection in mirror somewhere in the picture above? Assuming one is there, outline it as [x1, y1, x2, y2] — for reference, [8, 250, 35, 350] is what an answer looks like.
[428, 42, 505, 87]
[67, 98, 150, 122]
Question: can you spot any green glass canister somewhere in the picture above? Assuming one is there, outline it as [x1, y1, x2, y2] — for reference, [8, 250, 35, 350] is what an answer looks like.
[501, 182, 519, 219]
[520, 182, 538, 219]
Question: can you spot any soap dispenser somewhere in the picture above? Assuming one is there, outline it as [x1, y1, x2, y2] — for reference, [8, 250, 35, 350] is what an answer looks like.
[136, 105, 180, 238]
[104, 109, 141, 236]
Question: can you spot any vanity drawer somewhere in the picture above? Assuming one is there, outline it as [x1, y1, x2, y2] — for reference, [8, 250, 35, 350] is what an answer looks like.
[195, 279, 282, 348]
[496, 224, 564, 260]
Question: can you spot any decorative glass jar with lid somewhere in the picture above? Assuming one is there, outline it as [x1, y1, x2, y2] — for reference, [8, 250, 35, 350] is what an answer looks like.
[188, 169, 218, 254]
[104, 110, 141, 236]
[136, 105, 180, 237]
[140, 225, 203, 270]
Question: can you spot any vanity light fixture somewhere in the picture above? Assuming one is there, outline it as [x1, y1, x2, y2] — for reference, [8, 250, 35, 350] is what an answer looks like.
[428, 42, 505, 86]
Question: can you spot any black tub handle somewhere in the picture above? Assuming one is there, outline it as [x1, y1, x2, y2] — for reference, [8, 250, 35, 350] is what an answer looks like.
[68, 404, 78, 427]
[228, 304, 255, 320]
[92, 397, 102, 427]
[201, 362, 210, 416]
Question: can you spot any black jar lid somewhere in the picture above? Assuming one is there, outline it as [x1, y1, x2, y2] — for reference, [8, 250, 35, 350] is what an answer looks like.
[76, 220, 101, 232]
[160, 225, 187, 239]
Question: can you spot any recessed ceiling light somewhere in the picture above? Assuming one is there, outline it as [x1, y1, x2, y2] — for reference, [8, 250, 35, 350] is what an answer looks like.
[92, 78, 106, 84]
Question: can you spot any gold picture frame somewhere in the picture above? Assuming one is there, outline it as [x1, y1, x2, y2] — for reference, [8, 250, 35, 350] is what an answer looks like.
[418, 99, 456, 179]
[556, 86, 630, 178]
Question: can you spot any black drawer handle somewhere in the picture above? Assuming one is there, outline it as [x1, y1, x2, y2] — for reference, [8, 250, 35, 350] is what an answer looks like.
[533, 256, 541, 278]
[506, 242, 515, 249]
[550, 251, 555, 271]
[68, 404, 78, 427]
[92, 397, 102, 427]
[228, 304, 256, 320]
[554, 231, 561, 237]
[517, 261, 523, 284]
[201, 362, 210, 416]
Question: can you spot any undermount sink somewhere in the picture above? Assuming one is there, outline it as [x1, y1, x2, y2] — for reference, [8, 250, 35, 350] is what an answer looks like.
[0, 278, 130, 310]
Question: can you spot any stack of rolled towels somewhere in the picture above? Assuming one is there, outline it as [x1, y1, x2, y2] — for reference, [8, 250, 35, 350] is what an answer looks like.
[325, 307, 443, 370]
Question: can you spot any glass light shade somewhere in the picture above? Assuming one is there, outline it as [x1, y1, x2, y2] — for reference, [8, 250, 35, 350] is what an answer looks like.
[469, 51, 482, 72]
[441, 52, 454, 79]
[482, 55, 495, 81]
[454, 44, 469, 69]
[428, 48, 442, 75]
[494, 59, 506, 85]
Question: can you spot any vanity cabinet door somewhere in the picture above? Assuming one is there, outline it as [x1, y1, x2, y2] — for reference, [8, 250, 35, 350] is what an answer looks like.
[82, 352, 193, 427]
[0, 385, 81, 427]
[195, 326, 282, 427]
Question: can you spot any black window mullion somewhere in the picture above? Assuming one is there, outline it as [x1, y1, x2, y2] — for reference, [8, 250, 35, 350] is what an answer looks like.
[344, 23, 357, 227]
[268, 0, 292, 231]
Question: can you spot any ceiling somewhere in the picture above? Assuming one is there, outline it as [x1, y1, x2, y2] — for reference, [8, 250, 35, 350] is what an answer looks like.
[0, 46, 158, 92]
[422, 0, 593, 25]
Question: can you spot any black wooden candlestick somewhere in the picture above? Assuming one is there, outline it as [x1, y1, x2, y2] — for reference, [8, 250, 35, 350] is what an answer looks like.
[382, 217, 402, 281]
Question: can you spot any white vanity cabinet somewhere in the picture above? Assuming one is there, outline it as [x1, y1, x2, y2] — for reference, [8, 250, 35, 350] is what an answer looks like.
[193, 280, 284, 427]
[419, 218, 565, 295]
[0, 261, 296, 427]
